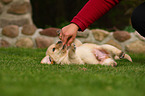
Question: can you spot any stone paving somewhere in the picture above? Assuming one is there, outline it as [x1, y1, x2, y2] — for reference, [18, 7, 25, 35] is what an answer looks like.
[0, 25, 145, 53]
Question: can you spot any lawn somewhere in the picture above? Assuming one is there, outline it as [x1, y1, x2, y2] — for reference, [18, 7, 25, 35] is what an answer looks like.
[0, 48, 145, 96]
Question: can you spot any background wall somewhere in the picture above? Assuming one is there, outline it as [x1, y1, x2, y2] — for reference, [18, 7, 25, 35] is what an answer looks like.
[30, 0, 145, 30]
[0, 0, 145, 53]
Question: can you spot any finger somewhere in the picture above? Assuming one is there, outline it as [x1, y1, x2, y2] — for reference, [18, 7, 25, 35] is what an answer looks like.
[62, 35, 69, 45]
[59, 31, 63, 40]
[59, 35, 62, 40]
[61, 31, 64, 42]
[67, 36, 75, 46]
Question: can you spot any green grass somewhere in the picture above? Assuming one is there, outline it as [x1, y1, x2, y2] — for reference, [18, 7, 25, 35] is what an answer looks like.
[123, 25, 135, 32]
[0, 48, 145, 96]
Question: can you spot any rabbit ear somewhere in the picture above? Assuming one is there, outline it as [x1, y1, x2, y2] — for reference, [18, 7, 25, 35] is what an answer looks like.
[119, 52, 132, 62]
[41, 55, 52, 64]
[56, 29, 61, 36]
[124, 54, 132, 62]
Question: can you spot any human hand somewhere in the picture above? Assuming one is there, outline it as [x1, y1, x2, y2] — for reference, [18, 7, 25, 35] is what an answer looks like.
[60, 23, 79, 46]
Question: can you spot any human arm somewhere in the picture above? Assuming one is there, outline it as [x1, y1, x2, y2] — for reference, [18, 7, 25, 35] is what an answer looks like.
[61, 0, 121, 46]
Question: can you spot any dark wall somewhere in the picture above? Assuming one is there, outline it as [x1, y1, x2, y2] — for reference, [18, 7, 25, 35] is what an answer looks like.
[30, 0, 145, 30]
[30, 0, 88, 28]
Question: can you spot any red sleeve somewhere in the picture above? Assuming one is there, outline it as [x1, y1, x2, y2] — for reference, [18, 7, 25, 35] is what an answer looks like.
[71, 0, 121, 31]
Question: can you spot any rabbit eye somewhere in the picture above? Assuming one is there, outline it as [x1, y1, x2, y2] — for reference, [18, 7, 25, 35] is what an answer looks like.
[52, 48, 55, 52]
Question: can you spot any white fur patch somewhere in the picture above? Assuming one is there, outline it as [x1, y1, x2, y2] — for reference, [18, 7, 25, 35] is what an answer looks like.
[41, 55, 51, 64]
